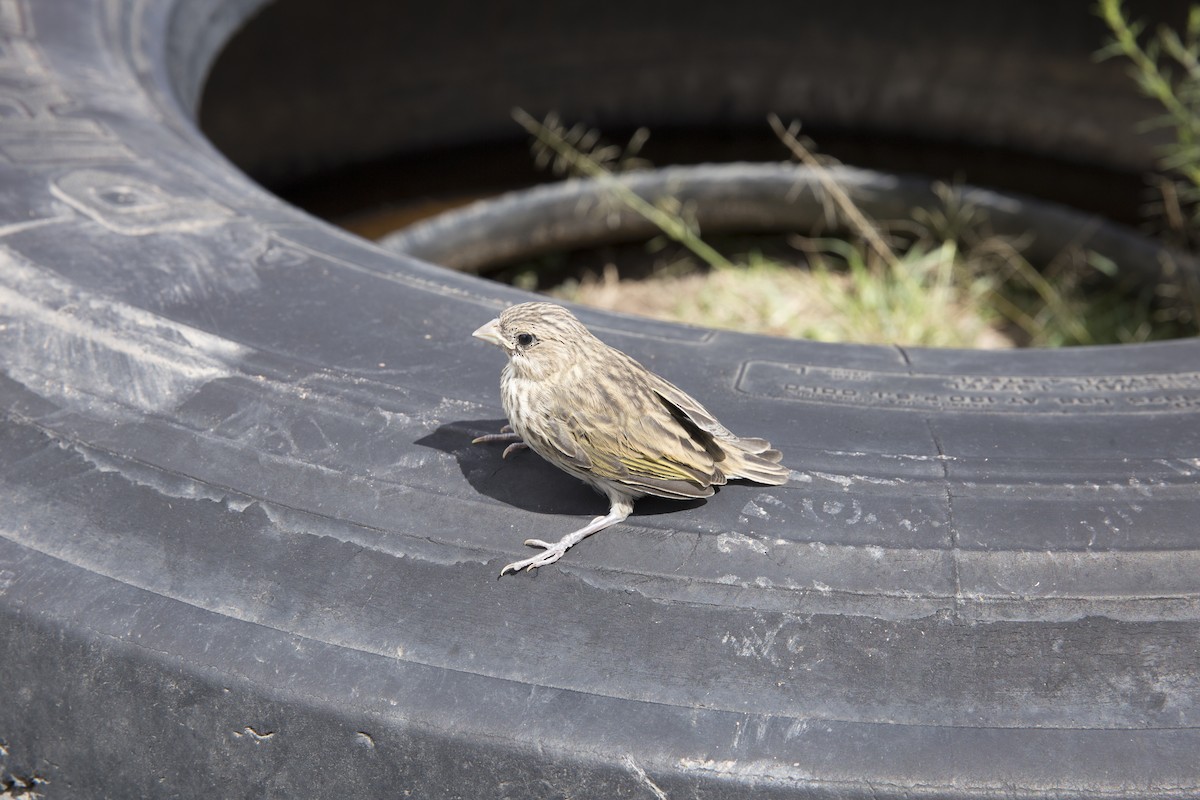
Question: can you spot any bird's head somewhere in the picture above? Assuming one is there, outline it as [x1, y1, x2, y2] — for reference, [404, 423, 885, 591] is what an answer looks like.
[473, 302, 598, 380]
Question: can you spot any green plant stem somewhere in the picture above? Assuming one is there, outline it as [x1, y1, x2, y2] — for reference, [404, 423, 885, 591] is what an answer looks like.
[1097, 0, 1200, 187]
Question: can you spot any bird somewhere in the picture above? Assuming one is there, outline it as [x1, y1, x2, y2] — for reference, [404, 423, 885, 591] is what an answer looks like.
[472, 301, 790, 576]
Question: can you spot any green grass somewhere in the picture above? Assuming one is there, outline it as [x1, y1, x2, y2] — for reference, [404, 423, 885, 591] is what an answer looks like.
[548, 240, 1007, 348]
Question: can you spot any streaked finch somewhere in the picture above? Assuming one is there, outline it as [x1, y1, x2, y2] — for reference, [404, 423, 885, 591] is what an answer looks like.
[473, 302, 789, 575]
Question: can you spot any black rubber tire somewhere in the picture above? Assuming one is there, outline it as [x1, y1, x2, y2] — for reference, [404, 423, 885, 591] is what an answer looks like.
[380, 162, 1181, 285]
[2, 1, 1200, 799]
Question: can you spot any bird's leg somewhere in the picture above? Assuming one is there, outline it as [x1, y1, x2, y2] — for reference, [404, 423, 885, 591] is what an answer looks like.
[472, 424, 528, 459]
[499, 495, 634, 576]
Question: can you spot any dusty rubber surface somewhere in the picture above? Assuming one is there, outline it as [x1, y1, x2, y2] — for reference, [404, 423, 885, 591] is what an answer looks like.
[0, 0, 1198, 797]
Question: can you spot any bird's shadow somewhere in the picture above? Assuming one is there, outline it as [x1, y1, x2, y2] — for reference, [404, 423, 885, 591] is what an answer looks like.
[416, 419, 708, 518]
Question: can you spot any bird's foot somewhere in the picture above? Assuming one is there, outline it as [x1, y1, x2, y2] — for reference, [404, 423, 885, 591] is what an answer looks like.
[472, 425, 528, 458]
[498, 508, 630, 577]
[499, 539, 572, 576]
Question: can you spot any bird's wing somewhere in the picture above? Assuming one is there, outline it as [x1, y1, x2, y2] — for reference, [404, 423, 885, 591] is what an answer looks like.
[579, 409, 720, 499]
[644, 371, 735, 439]
[539, 417, 592, 469]
[644, 369, 790, 488]
[539, 366, 723, 500]
[646, 371, 781, 460]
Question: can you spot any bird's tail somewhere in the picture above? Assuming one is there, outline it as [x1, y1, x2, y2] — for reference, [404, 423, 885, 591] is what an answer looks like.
[719, 436, 790, 486]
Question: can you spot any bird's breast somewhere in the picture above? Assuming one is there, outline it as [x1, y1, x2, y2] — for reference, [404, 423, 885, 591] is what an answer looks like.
[499, 366, 543, 443]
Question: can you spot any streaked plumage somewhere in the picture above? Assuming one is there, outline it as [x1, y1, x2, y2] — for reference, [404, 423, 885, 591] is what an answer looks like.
[473, 302, 789, 575]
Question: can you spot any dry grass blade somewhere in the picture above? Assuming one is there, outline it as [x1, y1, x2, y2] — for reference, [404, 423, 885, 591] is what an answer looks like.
[768, 113, 901, 270]
[512, 107, 733, 269]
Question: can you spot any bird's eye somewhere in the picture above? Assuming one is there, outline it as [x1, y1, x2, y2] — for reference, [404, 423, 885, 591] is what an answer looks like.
[515, 332, 536, 348]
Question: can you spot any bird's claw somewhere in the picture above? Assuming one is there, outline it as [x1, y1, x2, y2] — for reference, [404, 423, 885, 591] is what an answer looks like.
[499, 540, 567, 576]
[501, 442, 528, 459]
[472, 424, 526, 458]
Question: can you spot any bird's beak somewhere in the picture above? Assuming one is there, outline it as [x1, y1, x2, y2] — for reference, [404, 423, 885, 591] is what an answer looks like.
[472, 317, 506, 349]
